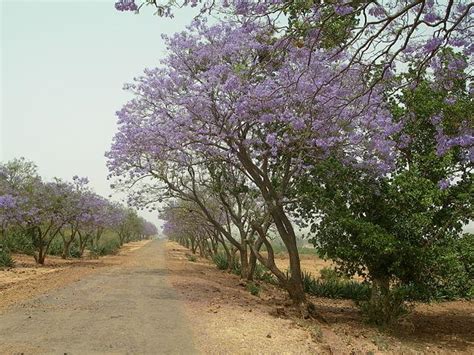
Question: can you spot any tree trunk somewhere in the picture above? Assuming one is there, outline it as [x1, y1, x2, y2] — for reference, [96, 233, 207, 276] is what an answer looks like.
[247, 237, 264, 281]
[239, 246, 249, 279]
[368, 276, 400, 324]
[79, 237, 88, 257]
[198, 240, 204, 257]
[270, 206, 306, 303]
[236, 147, 306, 304]
[61, 239, 73, 259]
[37, 246, 46, 265]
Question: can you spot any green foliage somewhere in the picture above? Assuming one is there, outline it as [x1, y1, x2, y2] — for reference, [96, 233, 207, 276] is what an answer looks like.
[359, 287, 409, 326]
[319, 267, 343, 281]
[90, 238, 120, 257]
[47, 239, 63, 256]
[253, 262, 276, 283]
[68, 243, 81, 258]
[284, 0, 358, 49]
[0, 248, 14, 268]
[211, 252, 242, 276]
[291, 65, 473, 323]
[246, 282, 260, 296]
[401, 234, 474, 301]
[212, 253, 229, 270]
[230, 259, 241, 275]
[2, 231, 35, 255]
[301, 270, 370, 301]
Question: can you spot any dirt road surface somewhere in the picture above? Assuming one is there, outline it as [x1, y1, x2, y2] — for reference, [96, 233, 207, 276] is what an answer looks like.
[0, 240, 194, 354]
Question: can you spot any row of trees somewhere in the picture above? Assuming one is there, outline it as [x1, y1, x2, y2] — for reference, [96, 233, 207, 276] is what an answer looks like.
[108, 1, 473, 322]
[0, 158, 157, 265]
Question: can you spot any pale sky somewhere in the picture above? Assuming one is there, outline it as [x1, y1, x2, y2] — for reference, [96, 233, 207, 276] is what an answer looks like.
[1, 0, 198, 224]
[1, 1, 472, 234]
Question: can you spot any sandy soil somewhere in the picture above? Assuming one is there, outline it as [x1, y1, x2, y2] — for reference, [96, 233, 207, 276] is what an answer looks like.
[1, 239, 472, 354]
[165, 241, 474, 354]
[0, 240, 194, 354]
[0, 240, 149, 311]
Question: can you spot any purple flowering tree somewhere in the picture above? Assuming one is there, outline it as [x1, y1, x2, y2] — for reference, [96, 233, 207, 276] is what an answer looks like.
[107, 19, 399, 306]
[17, 179, 78, 264]
[115, 1, 473, 88]
[1, 158, 156, 263]
[57, 176, 93, 259]
[161, 200, 221, 256]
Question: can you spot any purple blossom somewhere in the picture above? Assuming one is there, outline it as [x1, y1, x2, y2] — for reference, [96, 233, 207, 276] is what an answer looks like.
[438, 179, 450, 190]
[115, 0, 137, 12]
[424, 37, 443, 53]
[423, 12, 438, 23]
[368, 5, 385, 17]
[445, 97, 457, 105]
[334, 5, 353, 16]
[0, 194, 17, 209]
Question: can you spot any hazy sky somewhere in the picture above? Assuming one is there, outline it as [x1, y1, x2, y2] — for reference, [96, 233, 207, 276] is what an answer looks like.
[1, 0, 198, 224]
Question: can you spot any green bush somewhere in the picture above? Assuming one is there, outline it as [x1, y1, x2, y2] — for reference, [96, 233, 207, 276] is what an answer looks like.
[90, 238, 120, 257]
[359, 287, 409, 326]
[254, 262, 276, 283]
[231, 260, 241, 275]
[396, 235, 474, 302]
[69, 242, 81, 258]
[302, 270, 371, 301]
[0, 248, 15, 268]
[48, 239, 63, 256]
[319, 267, 342, 281]
[246, 282, 260, 296]
[212, 253, 229, 270]
[211, 253, 242, 275]
[3, 232, 34, 255]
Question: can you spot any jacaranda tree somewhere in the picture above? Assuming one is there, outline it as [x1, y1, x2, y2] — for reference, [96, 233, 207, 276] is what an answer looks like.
[107, 18, 399, 308]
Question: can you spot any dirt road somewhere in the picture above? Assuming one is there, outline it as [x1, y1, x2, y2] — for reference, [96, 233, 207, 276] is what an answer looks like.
[0, 240, 195, 354]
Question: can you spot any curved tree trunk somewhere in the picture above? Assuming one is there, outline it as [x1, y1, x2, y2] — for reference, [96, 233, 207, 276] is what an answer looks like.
[238, 246, 250, 279]
[247, 237, 264, 281]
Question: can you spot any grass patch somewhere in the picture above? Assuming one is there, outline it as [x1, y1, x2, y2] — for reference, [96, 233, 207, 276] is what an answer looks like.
[0, 248, 15, 268]
[254, 262, 277, 283]
[212, 253, 229, 270]
[301, 270, 371, 301]
[90, 238, 120, 257]
[246, 282, 260, 296]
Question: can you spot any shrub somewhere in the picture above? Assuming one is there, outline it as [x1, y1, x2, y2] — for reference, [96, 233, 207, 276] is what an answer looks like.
[212, 253, 229, 270]
[3, 232, 34, 255]
[254, 262, 276, 283]
[231, 260, 241, 275]
[0, 248, 14, 268]
[395, 235, 474, 302]
[90, 238, 120, 257]
[319, 267, 343, 281]
[69, 242, 82, 258]
[302, 270, 371, 301]
[211, 252, 241, 274]
[246, 282, 260, 296]
[359, 287, 409, 326]
[48, 239, 63, 256]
